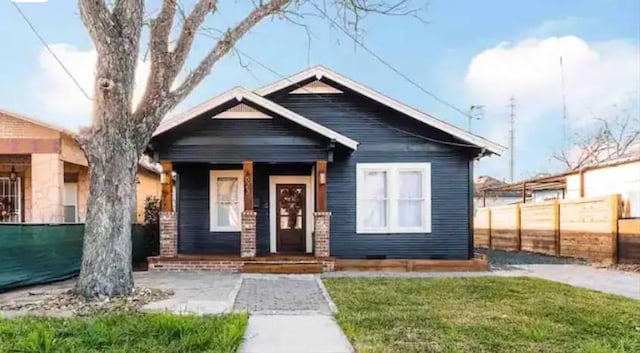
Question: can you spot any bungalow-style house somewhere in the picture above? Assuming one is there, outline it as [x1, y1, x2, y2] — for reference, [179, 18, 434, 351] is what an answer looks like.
[147, 66, 504, 272]
[0, 110, 161, 224]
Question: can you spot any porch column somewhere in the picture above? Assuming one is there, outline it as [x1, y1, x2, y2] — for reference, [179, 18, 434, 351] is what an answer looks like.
[31, 153, 64, 223]
[314, 161, 331, 257]
[159, 161, 177, 257]
[241, 161, 256, 258]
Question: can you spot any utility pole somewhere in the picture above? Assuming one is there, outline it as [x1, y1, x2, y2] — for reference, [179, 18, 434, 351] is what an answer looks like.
[560, 56, 568, 148]
[509, 96, 516, 183]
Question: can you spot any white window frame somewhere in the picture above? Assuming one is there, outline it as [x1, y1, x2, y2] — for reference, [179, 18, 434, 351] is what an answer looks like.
[63, 182, 78, 223]
[210, 170, 244, 232]
[356, 163, 431, 234]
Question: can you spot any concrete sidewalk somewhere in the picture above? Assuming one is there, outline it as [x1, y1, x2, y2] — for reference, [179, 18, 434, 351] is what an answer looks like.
[239, 315, 353, 353]
[234, 274, 353, 353]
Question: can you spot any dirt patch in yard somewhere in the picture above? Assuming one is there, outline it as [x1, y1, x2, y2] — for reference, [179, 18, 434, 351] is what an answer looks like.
[1, 287, 172, 317]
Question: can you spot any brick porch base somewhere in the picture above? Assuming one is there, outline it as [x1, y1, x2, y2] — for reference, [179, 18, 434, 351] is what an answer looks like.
[148, 255, 335, 273]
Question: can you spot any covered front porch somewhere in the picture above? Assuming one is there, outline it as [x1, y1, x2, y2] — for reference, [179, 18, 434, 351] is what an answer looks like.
[150, 160, 333, 273]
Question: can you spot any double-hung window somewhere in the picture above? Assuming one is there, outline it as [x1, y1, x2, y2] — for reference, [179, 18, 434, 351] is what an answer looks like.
[63, 182, 78, 223]
[356, 163, 431, 233]
[210, 170, 244, 231]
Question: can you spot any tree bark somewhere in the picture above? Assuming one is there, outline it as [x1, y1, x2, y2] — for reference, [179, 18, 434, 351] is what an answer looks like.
[76, 0, 144, 298]
[76, 146, 138, 298]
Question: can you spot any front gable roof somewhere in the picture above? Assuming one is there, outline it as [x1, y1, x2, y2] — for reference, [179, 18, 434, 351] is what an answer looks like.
[256, 66, 505, 156]
[154, 87, 359, 150]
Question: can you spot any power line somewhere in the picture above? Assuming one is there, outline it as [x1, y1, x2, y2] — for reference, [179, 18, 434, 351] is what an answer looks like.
[235, 47, 481, 149]
[11, 2, 92, 100]
[468, 105, 484, 132]
[308, 2, 472, 120]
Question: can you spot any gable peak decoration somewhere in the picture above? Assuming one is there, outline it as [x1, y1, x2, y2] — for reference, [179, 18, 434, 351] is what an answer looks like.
[213, 103, 272, 119]
[290, 80, 343, 95]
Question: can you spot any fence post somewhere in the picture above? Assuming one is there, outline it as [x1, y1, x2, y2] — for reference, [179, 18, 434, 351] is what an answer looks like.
[554, 200, 560, 256]
[487, 208, 492, 249]
[516, 204, 522, 251]
[611, 194, 621, 264]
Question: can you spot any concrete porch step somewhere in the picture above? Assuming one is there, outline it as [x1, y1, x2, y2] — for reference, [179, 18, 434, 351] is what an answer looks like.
[243, 262, 324, 274]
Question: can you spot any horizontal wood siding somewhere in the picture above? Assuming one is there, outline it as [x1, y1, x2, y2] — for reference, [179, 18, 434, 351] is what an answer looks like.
[156, 111, 328, 162]
[272, 93, 476, 259]
[175, 163, 239, 254]
[175, 162, 312, 254]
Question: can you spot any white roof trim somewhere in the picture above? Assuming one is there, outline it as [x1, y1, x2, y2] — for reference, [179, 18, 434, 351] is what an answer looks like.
[154, 87, 359, 150]
[256, 66, 506, 155]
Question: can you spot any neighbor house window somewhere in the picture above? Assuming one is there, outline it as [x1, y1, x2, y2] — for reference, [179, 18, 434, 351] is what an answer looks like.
[0, 177, 21, 223]
[63, 182, 78, 223]
[356, 163, 431, 233]
[210, 170, 244, 231]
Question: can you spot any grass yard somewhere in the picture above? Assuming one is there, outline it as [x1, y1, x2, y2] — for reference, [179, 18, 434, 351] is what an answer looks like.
[323, 277, 640, 353]
[0, 312, 247, 353]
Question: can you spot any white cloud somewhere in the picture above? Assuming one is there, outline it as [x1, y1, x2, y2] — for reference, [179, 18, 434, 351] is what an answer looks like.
[465, 35, 640, 178]
[30, 44, 150, 130]
[466, 36, 639, 138]
[526, 17, 590, 38]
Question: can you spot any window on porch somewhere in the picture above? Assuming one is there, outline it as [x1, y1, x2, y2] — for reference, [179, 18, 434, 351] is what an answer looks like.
[0, 177, 21, 223]
[209, 170, 244, 231]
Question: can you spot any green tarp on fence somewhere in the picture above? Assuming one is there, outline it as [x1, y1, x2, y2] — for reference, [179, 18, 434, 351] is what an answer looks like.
[0, 224, 153, 292]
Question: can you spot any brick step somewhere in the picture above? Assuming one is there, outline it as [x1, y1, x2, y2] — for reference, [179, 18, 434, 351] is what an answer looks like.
[243, 262, 324, 274]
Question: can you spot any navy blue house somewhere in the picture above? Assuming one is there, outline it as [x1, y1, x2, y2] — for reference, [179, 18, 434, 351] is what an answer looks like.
[148, 66, 503, 267]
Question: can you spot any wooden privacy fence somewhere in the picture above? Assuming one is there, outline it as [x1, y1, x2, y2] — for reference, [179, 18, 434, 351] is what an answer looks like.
[618, 219, 640, 264]
[474, 194, 624, 263]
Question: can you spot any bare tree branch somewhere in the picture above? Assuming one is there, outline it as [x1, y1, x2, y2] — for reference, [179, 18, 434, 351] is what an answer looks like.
[553, 97, 640, 170]
[168, 0, 292, 104]
[78, 0, 117, 51]
[169, 0, 218, 78]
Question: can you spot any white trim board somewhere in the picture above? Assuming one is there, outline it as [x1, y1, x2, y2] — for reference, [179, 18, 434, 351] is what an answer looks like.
[269, 175, 314, 253]
[154, 87, 358, 150]
[255, 66, 505, 156]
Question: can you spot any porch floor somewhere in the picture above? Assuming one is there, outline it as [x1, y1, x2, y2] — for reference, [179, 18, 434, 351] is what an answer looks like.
[147, 253, 336, 273]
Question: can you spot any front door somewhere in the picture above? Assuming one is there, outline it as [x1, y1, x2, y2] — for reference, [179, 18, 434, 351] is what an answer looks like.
[276, 184, 306, 253]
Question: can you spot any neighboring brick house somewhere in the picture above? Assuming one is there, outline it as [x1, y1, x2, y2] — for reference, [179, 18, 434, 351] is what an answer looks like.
[0, 110, 161, 224]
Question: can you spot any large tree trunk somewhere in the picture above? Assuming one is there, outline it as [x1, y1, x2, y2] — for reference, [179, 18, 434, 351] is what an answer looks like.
[77, 145, 138, 298]
[76, 1, 144, 297]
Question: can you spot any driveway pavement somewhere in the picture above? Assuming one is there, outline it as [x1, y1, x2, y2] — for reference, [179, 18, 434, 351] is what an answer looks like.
[498, 264, 640, 299]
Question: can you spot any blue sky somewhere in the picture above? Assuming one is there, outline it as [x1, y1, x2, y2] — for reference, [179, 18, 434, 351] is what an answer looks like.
[0, 0, 638, 181]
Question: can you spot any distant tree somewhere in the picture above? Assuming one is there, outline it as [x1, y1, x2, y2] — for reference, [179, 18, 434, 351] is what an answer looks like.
[75, 0, 423, 298]
[553, 98, 640, 170]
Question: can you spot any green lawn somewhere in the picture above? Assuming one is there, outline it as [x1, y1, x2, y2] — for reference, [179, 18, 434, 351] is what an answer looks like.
[323, 277, 640, 353]
[0, 312, 247, 353]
